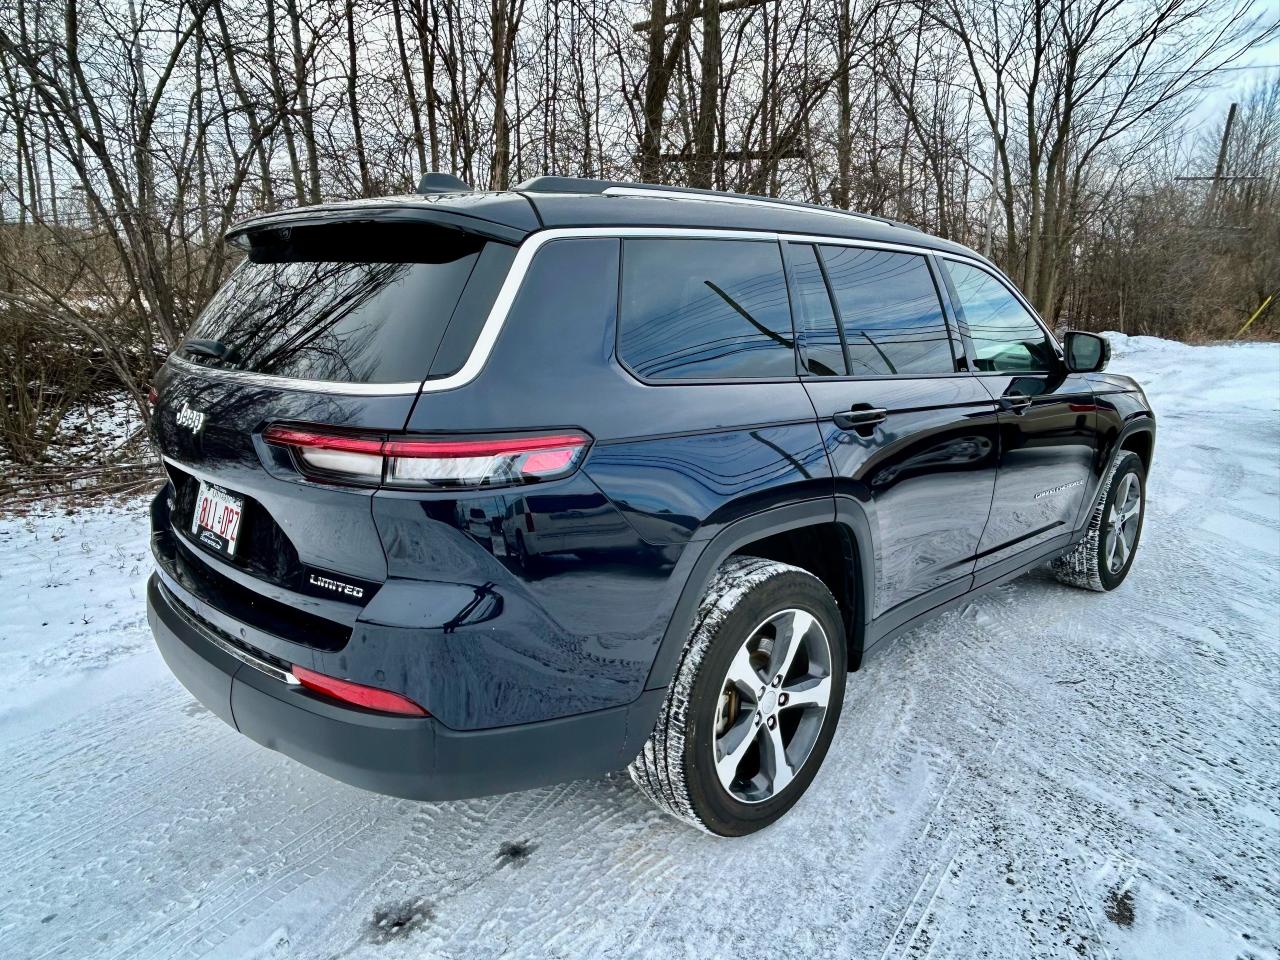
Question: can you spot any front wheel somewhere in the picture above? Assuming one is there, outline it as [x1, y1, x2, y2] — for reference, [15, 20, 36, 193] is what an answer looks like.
[1052, 450, 1146, 591]
[628, 556, 846, 836]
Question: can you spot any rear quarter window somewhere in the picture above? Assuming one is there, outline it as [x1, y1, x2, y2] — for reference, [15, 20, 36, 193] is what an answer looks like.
[619, 238, 796, 381]
[182, 222, 509, 384]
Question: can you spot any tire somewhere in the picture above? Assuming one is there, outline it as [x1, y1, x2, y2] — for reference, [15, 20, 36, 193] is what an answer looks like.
[1052, 451, 1146, 592]
[628, 556, 847, 836]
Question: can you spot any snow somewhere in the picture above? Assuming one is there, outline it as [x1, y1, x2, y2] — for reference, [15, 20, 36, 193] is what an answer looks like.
[0, 393, 144, 474]
[1, 335, 1278, 959]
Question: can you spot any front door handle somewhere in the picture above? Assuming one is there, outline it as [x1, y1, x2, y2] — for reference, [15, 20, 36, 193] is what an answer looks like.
[833, 406, 888, 432]
[1000, 392, 1033, 414]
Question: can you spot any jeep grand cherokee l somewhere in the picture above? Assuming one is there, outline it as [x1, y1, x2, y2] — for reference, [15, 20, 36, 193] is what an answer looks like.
[147, 175, 1155, 835]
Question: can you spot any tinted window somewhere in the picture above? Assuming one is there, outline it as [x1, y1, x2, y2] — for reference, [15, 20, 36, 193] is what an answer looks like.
[620, 239, 796, 380]
[945, 261, 1056, 372]
[819, 246, 955, 376]
[789, 244, 847, 376]
[183, 223, 488, 383]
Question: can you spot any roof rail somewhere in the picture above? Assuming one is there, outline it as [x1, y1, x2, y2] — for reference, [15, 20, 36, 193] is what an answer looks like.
[513, 175, 905, 228]
[417, 172, 472, 195]
[514, 175, 612, 195]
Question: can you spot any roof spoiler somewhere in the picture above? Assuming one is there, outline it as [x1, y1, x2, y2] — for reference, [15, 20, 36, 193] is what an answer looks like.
[225, 206, 529, 249]
[416, 172, 472, 195]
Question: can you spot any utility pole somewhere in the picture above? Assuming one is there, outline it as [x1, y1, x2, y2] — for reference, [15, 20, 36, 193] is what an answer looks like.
[1174, 103, 1259, 225]
[1206, 102, 1237, 219]
[632, 0, 779, 189]
[692, 0, 721, 188]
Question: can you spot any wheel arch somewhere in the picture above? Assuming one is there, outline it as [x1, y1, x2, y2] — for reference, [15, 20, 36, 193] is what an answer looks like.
[1117, 420, 1155, 474]
[643, 498, 873, 694]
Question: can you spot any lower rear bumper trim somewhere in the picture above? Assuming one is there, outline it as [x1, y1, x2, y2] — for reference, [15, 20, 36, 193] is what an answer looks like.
[147, 572, 663, 801]
[158, 582, 299, 685]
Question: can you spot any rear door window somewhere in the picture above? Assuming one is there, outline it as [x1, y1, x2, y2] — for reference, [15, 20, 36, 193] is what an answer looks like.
[943, 260, 1057, 372]
[182, 223, 500, 384]
[619, 238, 796, 380]
[818, 245, 956, 376]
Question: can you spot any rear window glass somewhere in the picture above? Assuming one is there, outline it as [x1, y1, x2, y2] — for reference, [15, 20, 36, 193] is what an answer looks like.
[182, 223, 489, 384]
[619, 238, 796, 380]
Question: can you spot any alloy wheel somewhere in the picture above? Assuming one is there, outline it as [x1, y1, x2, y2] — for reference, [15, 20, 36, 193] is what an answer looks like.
[1105, 472, 1142, 574]
[711, 608, 834, 804]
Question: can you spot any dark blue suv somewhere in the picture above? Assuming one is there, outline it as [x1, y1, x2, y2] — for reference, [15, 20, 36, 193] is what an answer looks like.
[147, 176, 1155, 835]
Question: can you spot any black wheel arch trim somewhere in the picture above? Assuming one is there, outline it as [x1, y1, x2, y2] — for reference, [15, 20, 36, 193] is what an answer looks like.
[642, 496, 875, 695]
[1106, 415, 1156, 473]
[1075, 414, 1154, 534]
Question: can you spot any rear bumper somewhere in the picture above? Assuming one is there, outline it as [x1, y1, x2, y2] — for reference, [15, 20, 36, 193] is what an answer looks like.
[147, 574, 662, 801]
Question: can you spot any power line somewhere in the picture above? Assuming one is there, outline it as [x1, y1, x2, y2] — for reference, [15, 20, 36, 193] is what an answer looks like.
[1187, 63, 1280, 73]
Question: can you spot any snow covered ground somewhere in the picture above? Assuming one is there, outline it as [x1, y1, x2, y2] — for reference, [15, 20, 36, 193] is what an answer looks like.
[1, 335, 1277, 960]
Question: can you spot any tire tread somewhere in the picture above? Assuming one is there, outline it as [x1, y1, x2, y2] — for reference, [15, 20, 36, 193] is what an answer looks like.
[1052, 451, 1143, 591]
[627, 556, 828, 832]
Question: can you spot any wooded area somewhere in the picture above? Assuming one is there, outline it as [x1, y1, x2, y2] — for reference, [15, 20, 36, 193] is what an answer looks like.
[0, 0, 1276, 467]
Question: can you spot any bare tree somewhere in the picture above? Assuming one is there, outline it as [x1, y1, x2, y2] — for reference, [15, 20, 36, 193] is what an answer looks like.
[928, 0, 1275, 314]
[0, 0, 1276, 469]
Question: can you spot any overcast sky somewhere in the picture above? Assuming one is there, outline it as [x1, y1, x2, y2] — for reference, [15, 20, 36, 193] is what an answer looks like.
[1185, 0, 1280, 147]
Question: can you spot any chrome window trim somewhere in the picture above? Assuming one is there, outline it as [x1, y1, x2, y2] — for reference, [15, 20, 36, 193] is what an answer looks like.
[166, 226, 1010, 397]
[167, 354, 426, 395]
[782, 237, 964, 379]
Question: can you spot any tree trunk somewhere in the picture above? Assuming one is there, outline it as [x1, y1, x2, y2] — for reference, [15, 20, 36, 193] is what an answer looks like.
[345, 0, 371, 195]
[412, 0, 442, 171]
[490, 0, 512, 189]
[392, 0, 428, 175]
[691, 0, 720, 188]
[833, 0, 852, 208]
[266, 0, 306, 204]
[285, 0, 322, 203]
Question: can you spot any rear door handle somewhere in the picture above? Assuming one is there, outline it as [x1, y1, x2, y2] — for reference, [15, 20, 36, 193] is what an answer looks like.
[833, 406, 888, 432]
[1000, 393, 1033, 414]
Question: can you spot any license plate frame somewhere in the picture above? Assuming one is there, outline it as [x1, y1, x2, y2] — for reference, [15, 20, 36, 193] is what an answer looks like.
[190, 480, 245, 559]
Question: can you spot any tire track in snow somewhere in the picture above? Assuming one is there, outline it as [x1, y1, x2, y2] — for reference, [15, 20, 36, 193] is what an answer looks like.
[4, 338, 1279, 960]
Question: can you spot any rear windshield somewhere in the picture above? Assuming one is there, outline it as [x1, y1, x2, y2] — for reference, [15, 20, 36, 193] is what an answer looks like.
[181, 223, 492, 384]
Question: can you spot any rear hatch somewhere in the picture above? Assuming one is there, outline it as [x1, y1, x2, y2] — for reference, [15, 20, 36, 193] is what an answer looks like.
[151, 217, 517, 659]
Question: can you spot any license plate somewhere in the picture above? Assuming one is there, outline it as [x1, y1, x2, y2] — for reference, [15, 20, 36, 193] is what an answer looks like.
[190, 480, 245, 558]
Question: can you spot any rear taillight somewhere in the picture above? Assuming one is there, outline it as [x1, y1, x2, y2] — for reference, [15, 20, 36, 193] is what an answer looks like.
[263, 425, 590, 490]
[262, 426, 385, 482]
[291, 665, 428, 716]
[383, 435, 589, 488]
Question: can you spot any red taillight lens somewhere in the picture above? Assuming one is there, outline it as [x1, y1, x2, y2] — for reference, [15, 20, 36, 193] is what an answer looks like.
[263, 425, 384, 482]
[263, 425, 590, 490]
[291, 664, 428, 717]
[384, 434, 589, 488]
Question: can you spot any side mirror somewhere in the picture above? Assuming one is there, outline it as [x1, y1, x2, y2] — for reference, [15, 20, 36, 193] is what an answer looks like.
[1064, 331, 1110, 373]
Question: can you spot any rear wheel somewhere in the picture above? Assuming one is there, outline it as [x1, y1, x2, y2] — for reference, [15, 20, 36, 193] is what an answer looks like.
[629, 556, 846, 836]
[1052, 451, 1146, 591]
